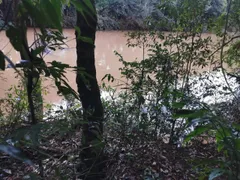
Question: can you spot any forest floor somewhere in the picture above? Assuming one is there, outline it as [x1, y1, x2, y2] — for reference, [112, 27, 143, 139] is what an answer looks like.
[1, 70, 238, 180]
[0, 128, 222, 180]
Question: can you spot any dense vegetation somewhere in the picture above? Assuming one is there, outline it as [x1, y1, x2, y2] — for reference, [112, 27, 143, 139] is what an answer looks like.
[0, 0, 227, 30]
[0, 0, 240, 179]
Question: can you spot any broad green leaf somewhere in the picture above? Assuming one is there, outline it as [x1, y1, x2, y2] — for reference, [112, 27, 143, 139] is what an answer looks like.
[0, 50, 5, 70]
[79, 36, 94, 44]
[172, 101, 186, 109]
[31, 46, 46, 57]
[51, 0, 62, 19]
[215, 126, 232, 153]
[40, 0, 62, 32]
[71, 0, 84, 13]
[0, 144, 33, 165]
[184, 125, 211, 142]
[22, 0, 45, 30]
[215, 130, 226, 152]
[83, 0, 95, 13]
[216, 126, 231, 141]
[22, 0, 62, 31]
[234, 138, 240, 150]
[62, 0, 70, 5]
[174, 109, 207, 119]
[232, 123, 240, 131]
[71, 0, 95, 20]
[209, 169, 224, 180]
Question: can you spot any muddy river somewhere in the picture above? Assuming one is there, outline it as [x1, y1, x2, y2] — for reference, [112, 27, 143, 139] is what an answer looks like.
[0, 29, 222, 103]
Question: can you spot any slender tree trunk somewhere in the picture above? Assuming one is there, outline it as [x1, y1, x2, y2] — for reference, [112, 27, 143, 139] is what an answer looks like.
[13, 0, 42, 125]
[76, 0, 105, 179]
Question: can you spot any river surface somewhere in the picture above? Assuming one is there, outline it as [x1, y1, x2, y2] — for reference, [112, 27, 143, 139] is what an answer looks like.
[0, 29, 223, 103]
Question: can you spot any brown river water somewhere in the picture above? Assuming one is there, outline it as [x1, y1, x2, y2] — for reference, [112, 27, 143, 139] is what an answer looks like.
[0, 29, 222, 103]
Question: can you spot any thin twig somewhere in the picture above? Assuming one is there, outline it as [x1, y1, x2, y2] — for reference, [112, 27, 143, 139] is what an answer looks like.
[219, 0, 237, 100]
[208, 35, 240, 59]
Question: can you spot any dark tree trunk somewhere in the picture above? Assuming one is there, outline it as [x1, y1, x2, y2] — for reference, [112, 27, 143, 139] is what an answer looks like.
[12, 0, 20, 23]
[75, 0, 105, 179]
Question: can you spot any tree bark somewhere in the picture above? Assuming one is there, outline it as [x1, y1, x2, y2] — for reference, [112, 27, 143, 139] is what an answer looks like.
[76, 0, 105, 179]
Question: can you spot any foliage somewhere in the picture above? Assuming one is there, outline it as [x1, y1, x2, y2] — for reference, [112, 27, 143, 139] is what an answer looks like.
[0, 0, 95, 168]
[102, 4, 215, 142]
[0, 98, 86, 178]
[102, 0, 240, 179]
[0, 0, 240, 179]
[0, 78, 29, 129]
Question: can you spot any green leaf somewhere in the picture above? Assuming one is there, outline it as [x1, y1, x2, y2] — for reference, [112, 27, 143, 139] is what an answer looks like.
[83, 0, 95, 14]
[172, 101, 186, 109]
[0, 144, 33, 165]
[51, 0, 63, 19]
[22, 0, 45, 30]
[0, 50, 5, 70]
[232, 123, 240, 131]
[79, 36, 93, 44]
[209, 169, 224, 180]
[31, 46, 46, 57]
[22, 0, 62, 31]
[71, 0, 95, 20]
[101, 73, 114, 82]
[173, 109, 207, 119]
[215, 127, 232, 152]
[234, 138, 240, 151]
[71, 0, 84, 13]
[40, 0, 62, 32]
[184, 125, 211, 142]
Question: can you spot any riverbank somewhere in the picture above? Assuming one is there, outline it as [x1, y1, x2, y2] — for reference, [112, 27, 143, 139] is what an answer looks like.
[1, 68, 239, 179]
[0, 0, 225, 30]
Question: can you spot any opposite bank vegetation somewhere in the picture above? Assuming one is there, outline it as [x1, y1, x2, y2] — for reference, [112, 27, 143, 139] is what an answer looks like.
[0, 0, 227, 30]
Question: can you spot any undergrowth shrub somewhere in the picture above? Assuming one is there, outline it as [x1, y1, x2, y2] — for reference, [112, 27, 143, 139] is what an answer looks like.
[101, 0, 240, 178]
[0, 79, 29, 132]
